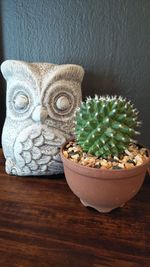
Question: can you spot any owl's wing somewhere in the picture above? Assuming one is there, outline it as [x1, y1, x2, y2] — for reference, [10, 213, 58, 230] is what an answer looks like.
[14, 125, 68, 176]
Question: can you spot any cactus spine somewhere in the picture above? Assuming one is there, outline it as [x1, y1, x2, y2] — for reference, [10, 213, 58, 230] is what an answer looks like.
[74, 95, 140, 157]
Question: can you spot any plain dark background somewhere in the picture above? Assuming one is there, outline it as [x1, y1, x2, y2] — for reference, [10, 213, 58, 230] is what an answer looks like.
[0, 0, 150, 147]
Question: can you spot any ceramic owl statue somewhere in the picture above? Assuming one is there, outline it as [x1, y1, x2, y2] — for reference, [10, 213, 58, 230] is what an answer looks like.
[1, 60, 84, 176]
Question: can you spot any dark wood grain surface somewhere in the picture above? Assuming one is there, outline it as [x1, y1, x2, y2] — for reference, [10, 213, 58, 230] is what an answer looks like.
[0, 150, 149, 267]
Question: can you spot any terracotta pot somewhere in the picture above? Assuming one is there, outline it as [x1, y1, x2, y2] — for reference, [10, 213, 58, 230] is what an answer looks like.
[60, 140, 150, 213]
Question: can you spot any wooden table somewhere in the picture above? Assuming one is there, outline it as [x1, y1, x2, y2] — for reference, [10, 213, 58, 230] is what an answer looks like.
[0, 150, 149, 267]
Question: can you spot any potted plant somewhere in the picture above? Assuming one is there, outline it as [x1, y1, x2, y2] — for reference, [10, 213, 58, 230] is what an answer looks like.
[60, 95, 150, 213]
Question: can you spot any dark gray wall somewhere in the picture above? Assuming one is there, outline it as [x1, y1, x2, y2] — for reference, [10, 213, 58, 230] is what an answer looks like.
[0, 0, 150, 147]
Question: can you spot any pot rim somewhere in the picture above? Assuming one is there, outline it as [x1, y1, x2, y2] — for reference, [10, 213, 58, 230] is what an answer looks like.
[61, 139, 150, 176]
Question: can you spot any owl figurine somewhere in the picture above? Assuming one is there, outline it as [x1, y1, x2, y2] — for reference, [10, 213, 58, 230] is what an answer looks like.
[1, 60, 84, 176]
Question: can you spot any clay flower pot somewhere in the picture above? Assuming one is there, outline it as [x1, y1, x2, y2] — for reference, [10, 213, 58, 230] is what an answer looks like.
[61, 140, 150, 213]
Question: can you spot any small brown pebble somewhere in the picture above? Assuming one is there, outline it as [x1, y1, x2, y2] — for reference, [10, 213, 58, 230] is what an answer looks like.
[63, 151, 68, 158]
[100, 159, 108, 167]
[88, 158, 97, 166]
[124, 163, 135, 169]
[106, 162, 112, 169]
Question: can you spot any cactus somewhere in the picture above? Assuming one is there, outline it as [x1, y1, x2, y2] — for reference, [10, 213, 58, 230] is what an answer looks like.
[74, 95, 141, 158]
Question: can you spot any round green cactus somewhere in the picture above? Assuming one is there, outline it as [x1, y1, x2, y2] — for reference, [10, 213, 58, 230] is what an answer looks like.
[74, 95, 141, 157]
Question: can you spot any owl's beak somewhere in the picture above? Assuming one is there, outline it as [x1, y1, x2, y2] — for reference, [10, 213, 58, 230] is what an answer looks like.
[32, 105, 48, 123]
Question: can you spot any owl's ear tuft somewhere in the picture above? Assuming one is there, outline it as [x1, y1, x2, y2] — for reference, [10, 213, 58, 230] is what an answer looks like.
[63, 65, 84, 83]
[1, 60, 36, 83]
[1, 60, 22, 80]
[1, 60, 14, 80]
[53, 64, 85, 84]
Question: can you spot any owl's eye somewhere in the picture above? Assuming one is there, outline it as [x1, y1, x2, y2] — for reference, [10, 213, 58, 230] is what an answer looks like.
[7, 83, 35, 120]
[56, 96, 70, 111]
[13, 93, 29, 111]
[43, 80, 81, 122]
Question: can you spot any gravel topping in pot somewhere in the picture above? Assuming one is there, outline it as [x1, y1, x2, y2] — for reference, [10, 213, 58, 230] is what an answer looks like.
[63, 141, 149, 169]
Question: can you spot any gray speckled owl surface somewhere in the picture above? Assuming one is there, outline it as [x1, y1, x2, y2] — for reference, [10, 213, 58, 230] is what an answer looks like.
[1, 60, 84, 176]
